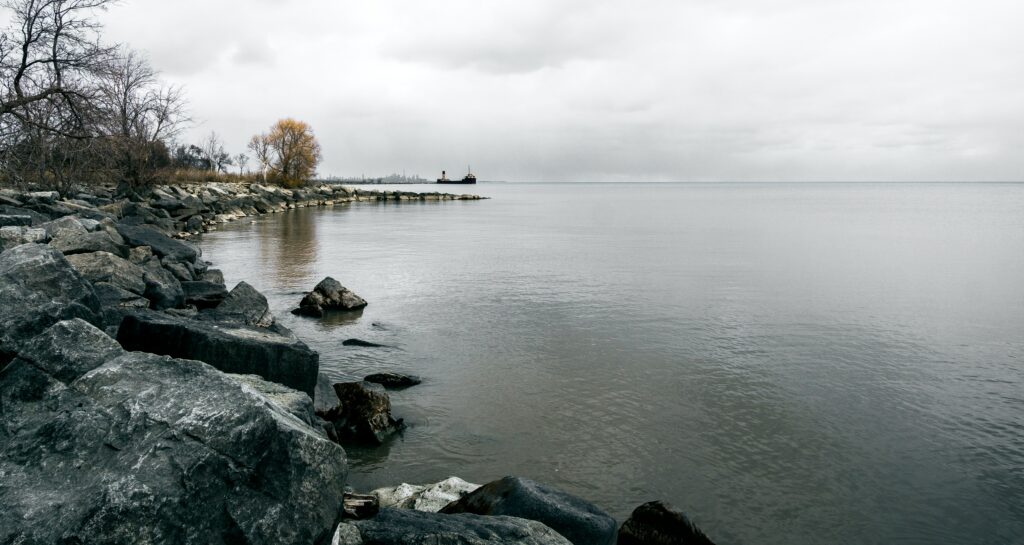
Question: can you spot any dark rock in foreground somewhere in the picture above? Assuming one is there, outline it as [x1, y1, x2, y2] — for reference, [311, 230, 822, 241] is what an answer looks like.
[442, 476, 618, 545]
[320, 381, 404, 444]
[292, 276, 367, 317]
[117, 310, 320, 396]
[365, 372, 422, 389]
[618, 501, 718, 545]
[0, 319, 347, 545]
[115, 223, 199, 263]
[0, 244, 102, 360]
[331, 508, 572, 545]
[343, 338, 389, 348]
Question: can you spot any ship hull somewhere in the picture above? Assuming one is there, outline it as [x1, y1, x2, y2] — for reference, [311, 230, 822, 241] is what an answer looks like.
[436, 179, 477, 184]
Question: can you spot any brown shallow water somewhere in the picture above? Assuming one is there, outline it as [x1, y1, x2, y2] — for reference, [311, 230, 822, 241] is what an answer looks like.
[200, 182, 1024, 545]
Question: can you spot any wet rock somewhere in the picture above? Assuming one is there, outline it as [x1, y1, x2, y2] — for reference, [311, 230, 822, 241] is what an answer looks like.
[115, 223, 199, 264]
[0, 244, 102, 358]
[49, 229, 128, 258]
[343, 338, 389, 348]
[618, 501, 718, 545]
[185, 214, 204, 232]
[66, 251, 147, 295]
[441, 476, 618, 545]
[180, 279, 229, 309]
[320, 381, 404, 444]
[373, 477, 481, 513]
[117, 310, 320, 396]
[0, 320, 347, 545]
[365, 372, 422, 389]
[292, 276, 367, 317]
[315, 372, 342, 413]
[199, 281, 274, 327]
[331, 508, 572, 545]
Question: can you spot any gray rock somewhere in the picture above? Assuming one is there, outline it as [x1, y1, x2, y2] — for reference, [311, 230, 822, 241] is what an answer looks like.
[320, 381, 404, 445]
[228, 373, 317, 426]
[14, 317, 124, 383]
[142, 264, 185, 310]
[128, 244, 153, 264]
[1, 225, 48, 251]
[441, 477, 618, 545]
[117, 310, 320, 396]
[315, 372, 342, 413]
[0, 214, 32, 227]
[66, 251, 147, 295]
[26, 190, 59, 203]
[199, 281, 274, 327]
[50, 229, 129, 258]
[163, 259, 194, 281]
[186, 214, 204, 232]
[0, 321, 347, 545]
[39, 215, 88, 238]
[293, 276, 367, 317]
[201, 268, 225, 283]
[618, 501, 718, 545]
[181, 280, 229, 309]
[0, 244, 102, 358]
[373, 477, 481, 513]
[330, 508, 572, 545]
[115, 223, 199, 264]
[365, 372, 422, 389]
[94, 281, 152, 309]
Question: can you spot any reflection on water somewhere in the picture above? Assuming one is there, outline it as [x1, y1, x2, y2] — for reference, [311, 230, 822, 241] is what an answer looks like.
[200, 184, 1024, 545]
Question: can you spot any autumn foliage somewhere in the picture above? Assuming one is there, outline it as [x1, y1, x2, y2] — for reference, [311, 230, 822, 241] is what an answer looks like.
[248, 119, 322, 188]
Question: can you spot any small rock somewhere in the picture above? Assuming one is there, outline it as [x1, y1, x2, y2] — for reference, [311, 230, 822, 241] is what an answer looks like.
[373, 477, 480, 513]
[343, 493, 380, 520]
[343, 338, 389, 348]
[441, 476, 618, 545]
[618, 501, 718, 545]
[292, 276, 367, 317]
[320, 381, 404, 445]
[364, 372, 422, 389]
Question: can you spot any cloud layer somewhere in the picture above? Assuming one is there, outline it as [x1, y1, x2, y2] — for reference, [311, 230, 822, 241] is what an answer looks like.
[103, 0, 1024, 181]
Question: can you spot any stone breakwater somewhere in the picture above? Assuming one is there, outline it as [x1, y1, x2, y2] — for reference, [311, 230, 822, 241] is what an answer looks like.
[0, 184, 715, 545]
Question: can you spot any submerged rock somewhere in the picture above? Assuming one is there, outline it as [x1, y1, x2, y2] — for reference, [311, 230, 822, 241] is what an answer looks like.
[0, 320, 347, 545]
[343, 338, 389, 348]
[365, 372, 422, 389]
[331, 508, 572, 545]
[441, 476, 618, 545]
[618, 501, 718, 545]
[293, 276, 367, 317]
[373, 477, 481, 513]
[117, 310, 320, 396]
[320, 381, 404, 444]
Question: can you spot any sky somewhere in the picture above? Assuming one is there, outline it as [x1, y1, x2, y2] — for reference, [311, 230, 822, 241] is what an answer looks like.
[101, 0, 1024, 182]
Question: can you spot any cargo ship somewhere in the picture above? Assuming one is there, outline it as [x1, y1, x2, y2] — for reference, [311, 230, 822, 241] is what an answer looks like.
[437, 166, 477, 184]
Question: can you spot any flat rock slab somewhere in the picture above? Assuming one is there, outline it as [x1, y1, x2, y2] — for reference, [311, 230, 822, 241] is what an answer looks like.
[115, 223, 199, 264]
[117, 310, 320, 396]
[332, 508, 572, 545]
[1, 320, 346, 545]
[442, 476, 618, 545]
[181, 280, 229, 309]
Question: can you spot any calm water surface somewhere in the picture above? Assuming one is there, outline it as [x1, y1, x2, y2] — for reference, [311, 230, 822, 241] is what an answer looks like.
[200, 183, 1024, 545]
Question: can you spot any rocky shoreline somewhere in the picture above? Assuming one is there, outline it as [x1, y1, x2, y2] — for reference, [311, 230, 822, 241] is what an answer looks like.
[0, 182, 715, 544]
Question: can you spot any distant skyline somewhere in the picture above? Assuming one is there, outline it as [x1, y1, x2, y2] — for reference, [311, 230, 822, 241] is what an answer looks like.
[103, 0, 1024, 182]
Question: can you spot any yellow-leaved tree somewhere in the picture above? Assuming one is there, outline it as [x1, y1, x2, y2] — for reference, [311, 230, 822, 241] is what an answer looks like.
[248, 118, 322, 187]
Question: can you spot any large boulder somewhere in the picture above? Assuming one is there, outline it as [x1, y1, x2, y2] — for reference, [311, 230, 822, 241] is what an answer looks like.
[0, 244, 102, 359]
[373, 477, 481, 513]
[320, 381, 404, 445]
[199, 281, 275, 327]
[618, 501, 718, 545]
[441, 477, 618, 545]
[115, 223, 199, 264]
[141, 264, 185, 310]
[50, 229, 129, 257]
[292, 276, 367, 317]
[0, 320, 347, 545]
[66, 251, 147, 295]
[117, 310, 320, 396]
[330, 508, 572, 545]
[0, 225, 47, 251]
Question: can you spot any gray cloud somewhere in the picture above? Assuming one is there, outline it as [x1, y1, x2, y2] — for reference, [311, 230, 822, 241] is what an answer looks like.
[102, 0, 1024, 181]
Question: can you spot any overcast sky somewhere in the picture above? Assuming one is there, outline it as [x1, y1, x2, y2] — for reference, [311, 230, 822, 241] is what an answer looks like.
[103, 0, 1024, 182]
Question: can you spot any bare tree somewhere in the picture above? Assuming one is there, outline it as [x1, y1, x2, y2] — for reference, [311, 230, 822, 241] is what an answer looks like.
[97, 48, 187, 186]
[235, 152, 248, 175]
[200, 131, 231, 173]
[247, 133, 271, 181]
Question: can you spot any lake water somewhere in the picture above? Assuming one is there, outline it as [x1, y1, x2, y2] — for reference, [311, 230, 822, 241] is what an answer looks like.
[200, 182, 1024, 545]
